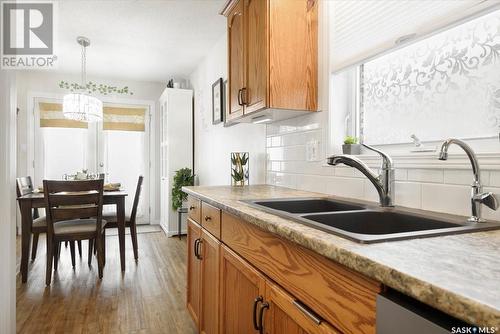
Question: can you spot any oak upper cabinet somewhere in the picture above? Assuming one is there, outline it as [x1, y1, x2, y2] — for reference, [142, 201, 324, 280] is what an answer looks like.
[227, 0, 246, 121]
[186, 219, 202, 327]
[222, 0, 318, 122]
[220, 245, 266, 334]
[244, 0, 268, 114]
[263, 282, 340, 334]
[199, 229, 221, 334]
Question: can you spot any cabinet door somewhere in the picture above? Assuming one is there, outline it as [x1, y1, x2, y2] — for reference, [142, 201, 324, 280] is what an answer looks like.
[263, 282, 340, 334]
[269, 0, 318, 111]
[244, 0, 268, 114]
[227, 0, 245, 121]
[187, 219, 202, 327]
[200, 229, 221, 334]
[220, 245, 266, 334]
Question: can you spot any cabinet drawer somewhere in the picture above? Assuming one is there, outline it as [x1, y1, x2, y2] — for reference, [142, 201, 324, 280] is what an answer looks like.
[221, 212, 381, 334]
[201, 202, 221, 239]
[187, 196, 201, 223]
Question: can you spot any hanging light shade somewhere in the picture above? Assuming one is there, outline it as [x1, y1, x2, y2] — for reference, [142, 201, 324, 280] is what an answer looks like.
[63, 93, 103, 122]
[63, 36, 103, 122]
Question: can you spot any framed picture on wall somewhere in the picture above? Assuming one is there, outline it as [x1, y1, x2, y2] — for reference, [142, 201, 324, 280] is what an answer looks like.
[212, 78, 223, 125]
[223, 79, 228, 122]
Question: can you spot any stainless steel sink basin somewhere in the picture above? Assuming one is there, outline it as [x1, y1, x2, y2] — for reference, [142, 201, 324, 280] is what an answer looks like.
[251, 198, 365, 214]
[303, 211, 458, 235]
[243, 198, 500, 243]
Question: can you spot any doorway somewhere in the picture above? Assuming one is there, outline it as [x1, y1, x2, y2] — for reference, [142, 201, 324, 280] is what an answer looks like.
[32, 96, 151, 224]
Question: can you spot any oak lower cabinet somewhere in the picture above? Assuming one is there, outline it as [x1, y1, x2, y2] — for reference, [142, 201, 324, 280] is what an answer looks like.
[220, 244, 339, 334]
[263, 281, 340, 334]
[186, 196, 381, 334]
[220, 245, 266, 334]
[200, 229, 221, 334]
[187, 219, 202, 327]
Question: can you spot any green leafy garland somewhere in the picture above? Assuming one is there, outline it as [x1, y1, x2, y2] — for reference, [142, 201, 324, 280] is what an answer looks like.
[59, 80, 133, 95]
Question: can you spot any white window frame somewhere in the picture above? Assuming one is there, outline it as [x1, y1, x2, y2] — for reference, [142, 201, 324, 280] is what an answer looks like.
[326, 7, 500, 171]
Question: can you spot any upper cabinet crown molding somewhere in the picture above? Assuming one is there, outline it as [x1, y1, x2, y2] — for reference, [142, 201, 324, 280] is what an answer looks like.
[221, 0, 319, 124]
[219, 0, 239, 16]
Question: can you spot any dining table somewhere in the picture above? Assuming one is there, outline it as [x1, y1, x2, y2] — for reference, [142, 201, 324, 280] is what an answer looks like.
[17, 190, 128, 283]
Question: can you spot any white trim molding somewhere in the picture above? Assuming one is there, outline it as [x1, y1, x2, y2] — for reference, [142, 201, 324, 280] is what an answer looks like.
[0, 72, 17, 334]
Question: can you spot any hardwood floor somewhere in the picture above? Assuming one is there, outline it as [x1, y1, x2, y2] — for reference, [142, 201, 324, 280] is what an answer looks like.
[16, 229, 197, 334]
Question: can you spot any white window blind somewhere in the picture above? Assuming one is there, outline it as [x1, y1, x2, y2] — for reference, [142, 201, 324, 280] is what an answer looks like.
[329, 0, 499, 72]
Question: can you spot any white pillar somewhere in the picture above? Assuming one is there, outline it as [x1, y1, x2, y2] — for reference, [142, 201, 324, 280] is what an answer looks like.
[0, 71, 17, 334]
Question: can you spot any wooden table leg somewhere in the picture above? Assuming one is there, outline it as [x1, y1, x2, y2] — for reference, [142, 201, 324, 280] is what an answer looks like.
[19, 201, 33, 283]
[117, 196, 126, 272]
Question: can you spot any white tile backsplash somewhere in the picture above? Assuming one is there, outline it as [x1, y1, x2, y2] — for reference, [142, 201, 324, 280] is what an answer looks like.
[488, 171, 500, 187]
[421, 183, 470, 216]
[443, 169, 487, 186]
[266, 113, 500, 221]
[407, 169, 444, 183]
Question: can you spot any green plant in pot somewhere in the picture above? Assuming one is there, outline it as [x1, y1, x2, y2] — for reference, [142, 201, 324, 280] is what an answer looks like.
[172, 168, 194, 211]
[342, 136, 361, 155]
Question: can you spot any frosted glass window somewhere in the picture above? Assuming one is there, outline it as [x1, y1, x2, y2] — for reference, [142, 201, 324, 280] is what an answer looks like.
[362, 9, 500, 145]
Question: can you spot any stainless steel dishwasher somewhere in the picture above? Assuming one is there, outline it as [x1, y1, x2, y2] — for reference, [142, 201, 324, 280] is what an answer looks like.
[377, 290, 471, 333]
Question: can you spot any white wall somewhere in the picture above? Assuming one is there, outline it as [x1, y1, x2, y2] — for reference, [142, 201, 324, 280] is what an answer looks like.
[0, 71, 17, 334]
[189, 34, 266, 185]
[15, 71, 166, 224]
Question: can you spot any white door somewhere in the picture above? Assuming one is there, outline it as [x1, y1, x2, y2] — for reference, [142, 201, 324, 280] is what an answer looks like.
[33, 97, 151, 224]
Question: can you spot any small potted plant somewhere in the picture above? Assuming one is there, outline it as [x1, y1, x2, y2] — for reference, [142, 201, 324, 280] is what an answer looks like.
[172, 167, 195, 211]
[342, 136, 361, 155]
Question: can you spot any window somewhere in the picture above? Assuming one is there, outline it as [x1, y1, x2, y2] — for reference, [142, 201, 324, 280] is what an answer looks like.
[331, 8, 500, 153]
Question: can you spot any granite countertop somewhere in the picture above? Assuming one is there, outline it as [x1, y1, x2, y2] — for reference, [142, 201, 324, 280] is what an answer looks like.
[182, 184, 500, 327]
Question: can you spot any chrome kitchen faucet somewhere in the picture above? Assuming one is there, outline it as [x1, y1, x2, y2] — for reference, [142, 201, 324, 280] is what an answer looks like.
[439, 138, 499, 222]
[327, 144, 395, 207]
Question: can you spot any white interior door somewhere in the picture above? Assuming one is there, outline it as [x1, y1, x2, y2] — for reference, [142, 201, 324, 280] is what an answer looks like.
[33, 97, 151, 224]
[97, 103, 150, 224]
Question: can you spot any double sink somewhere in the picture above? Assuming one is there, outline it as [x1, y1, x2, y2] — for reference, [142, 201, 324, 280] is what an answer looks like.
[243, 198, 500, 243]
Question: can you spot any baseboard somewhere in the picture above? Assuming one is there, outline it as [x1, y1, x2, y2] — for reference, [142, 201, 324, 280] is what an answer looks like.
[159, 223, 187, 237]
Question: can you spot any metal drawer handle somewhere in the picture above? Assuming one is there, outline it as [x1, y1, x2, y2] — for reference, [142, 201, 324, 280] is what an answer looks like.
[240, 87, 247, 105]
[194, 238, 202, 260]
[253, 296, 263, 330]
[293, 300, 322, 325]
[237, 88, 243, 106]
[258, 302, 269, 334]
[193, 238, 200, 259]
[204, 216, 212, 222]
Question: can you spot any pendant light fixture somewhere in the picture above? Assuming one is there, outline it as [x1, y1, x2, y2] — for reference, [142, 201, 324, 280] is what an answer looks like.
[63, 36, 103, 122]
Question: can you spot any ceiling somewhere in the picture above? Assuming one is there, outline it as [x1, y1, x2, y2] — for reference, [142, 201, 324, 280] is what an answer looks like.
[55, 0, 226, 83]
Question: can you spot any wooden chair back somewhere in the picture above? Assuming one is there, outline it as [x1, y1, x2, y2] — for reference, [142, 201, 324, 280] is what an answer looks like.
[43, 179, 104, 235]
[16, 176, 34, 197]
[16, 176, 41, 219]
[129, 176, 144, 225]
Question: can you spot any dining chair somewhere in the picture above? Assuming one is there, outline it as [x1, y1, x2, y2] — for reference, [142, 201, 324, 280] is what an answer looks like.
[16, 176, 83, 262]
[43, 179, 107, 285]
[103, 175, 144, 261]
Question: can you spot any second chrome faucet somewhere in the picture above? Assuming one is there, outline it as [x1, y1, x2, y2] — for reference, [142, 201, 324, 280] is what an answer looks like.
[438, 138, 498, 222]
